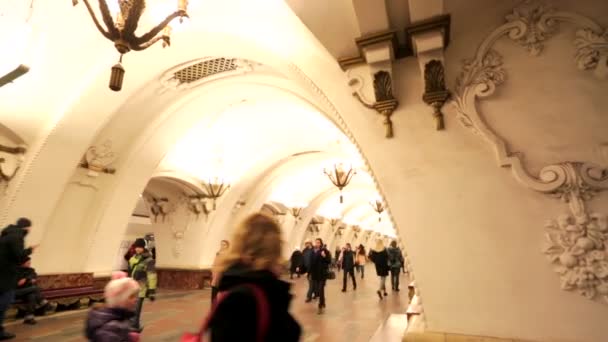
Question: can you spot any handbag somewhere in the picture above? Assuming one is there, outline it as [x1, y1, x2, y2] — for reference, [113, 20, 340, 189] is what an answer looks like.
[326, 270, 336, 280]
[180, 283, 270, 342]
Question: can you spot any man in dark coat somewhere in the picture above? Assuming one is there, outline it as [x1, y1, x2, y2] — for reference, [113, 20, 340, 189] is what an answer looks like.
[339, 243, 357, 292]
[300, 241, 315, 301]
[0, 218, 36, 340]
[387, 241, 405, 291]
[308, 238, 331, 314]
[289, 249, 303, 279]
[15, 257, 49, 325]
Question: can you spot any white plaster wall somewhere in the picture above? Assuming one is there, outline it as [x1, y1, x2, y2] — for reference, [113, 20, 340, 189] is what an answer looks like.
[361, 2, 608, 338]
[2, 1, 608, 341]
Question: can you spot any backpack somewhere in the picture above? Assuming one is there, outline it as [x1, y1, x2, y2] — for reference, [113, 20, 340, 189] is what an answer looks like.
[180, 283, 270, 342]
[388, 248, 401, 268]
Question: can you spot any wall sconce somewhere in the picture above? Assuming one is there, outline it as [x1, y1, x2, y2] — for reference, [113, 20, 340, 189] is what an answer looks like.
[307, 224, 320, 234]
[201, 177, 230, 210]
[290, 207, 303, 220]
[370, 199, 385, 222]
[323, 163, 356, 204]
[351, 71, 399, 138]
[422, 60, 450, 130]
[187, 195, 211, 218]
[329, 217, 341, 227]
[146, 196, 171, 223]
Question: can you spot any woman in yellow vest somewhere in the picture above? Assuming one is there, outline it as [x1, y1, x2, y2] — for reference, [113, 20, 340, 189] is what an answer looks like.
[128, 238, 157, 332]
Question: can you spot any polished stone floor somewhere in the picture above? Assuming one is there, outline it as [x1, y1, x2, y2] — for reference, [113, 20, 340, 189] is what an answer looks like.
[5, 270, 410, 341]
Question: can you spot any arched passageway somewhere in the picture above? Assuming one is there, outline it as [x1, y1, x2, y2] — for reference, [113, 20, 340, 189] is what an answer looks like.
[2, 1, 608, 341]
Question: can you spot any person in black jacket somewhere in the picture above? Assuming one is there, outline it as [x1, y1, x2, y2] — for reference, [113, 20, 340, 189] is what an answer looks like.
[0, 218, 37, 340]
[15, 257, 49, 325]
[289, 249, 303, 279]
[300, 241, 316, 301]
[339, 243, 357, 292]
[387, 240, 405, 292]
[369, 239, 390, 300]
[308, 238, 331, 314]
[207, 213, 301, 341]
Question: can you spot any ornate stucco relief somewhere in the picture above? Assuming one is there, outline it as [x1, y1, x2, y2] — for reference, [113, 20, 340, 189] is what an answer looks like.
[144, 194, 200, 258]
[79, 140, 117, 176]
[168, 196, 195, 258]
[0, 144, 26, 187]
[452, 1, 608, 302]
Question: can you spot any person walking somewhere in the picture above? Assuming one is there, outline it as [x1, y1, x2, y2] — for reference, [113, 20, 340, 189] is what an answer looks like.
[387, 240, 404, 292]
[211, 240, 230, 304]
[309, 238, 331, 314]
[0, 218, 37, 340]
[128, 238, 157, 332]
[85, 272, 141, 342]
[301, 241, 316, 302]
[355, 245, 367, 279]
[369, 239, 389, 300]
[340, 243, 356, 292]
[289, 248, 303, 279]
[334, 247, 342, 272]
[185, 213, 301, 341]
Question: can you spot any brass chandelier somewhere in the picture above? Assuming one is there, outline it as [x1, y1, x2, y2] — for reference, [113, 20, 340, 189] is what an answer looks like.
[370, 199, 384, 222]
[323, 163, 355, 204]
[201, 177, 230, 210]
[73, 0, 189, 91]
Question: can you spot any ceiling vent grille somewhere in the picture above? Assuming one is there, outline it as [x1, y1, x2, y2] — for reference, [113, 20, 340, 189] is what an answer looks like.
[173, 58, 238, 84]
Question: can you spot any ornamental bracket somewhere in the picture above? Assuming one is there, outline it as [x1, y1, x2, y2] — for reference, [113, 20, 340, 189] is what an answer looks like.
[341, 14, 451, 137]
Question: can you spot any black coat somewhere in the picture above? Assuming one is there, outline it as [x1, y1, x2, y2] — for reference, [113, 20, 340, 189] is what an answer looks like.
[210, 263, 301, 341]
[16, 266, 37, 289]
[341, 250, 355, 271]
[289, 250, 303, 273]
[85, 307, 135, 342]
[0, 225, 32, 292]
[301, 247, 314, 273]
[309, 248, 331, 281]
[369, 249, 390, 277]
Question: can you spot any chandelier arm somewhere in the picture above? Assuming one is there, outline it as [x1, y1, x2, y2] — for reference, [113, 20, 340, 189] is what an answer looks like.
[212, 184, 222, 198]
[201, 183, 212, 198]
[209, 184, 219, 198]
[134, 10, 186, 45]
[79, 0, 114, 39]
[345, 169, 355, 185]
[95, 0, 120, 36]
[131, 35, 169, 51]
[334, 168, 341, 186]
[123, 0, 146, 38]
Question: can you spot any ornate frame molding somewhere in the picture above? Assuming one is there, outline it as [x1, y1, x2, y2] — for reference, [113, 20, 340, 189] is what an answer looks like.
[452, 1, 608, 302]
